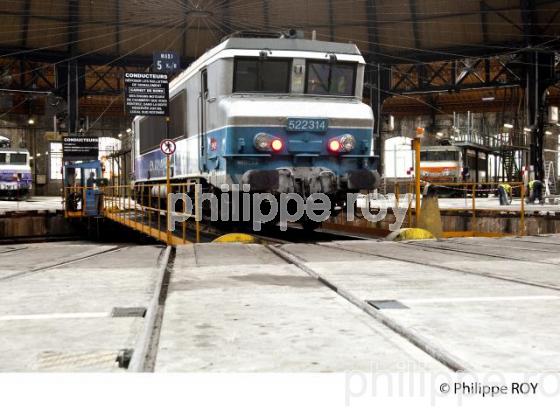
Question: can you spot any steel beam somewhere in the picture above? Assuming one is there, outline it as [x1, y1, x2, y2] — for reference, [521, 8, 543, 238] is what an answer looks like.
[408, 0, 421, 49]
[328, 0, 335, 41]
[115, 0, 121, 56]
[182, 0, 189, 59]
[20, 0, 32, 48]
[262, 0, 270, 28]
[390, 56, 523, 94]
[480, 1, 490, 44]
[365, 0, 381, 58]
[0, 46, 194, 67]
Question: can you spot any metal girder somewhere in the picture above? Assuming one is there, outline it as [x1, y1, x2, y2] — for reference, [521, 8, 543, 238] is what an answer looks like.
[365, 0, 380, 57]
[390, 56, 523, 94]
[0, 46, 194, 67]
[182, 0, 189, 58]
[262, 0, 270, 28]
[84, 65, 123, 95]
[520, 0, 538, 45]
[328, 0, 335, 41]
[6, 59, 55, 92]
[408, 0, 421, 49]
[115, 0, 121, 56]
[68, 0, 79, 55]
[222, 0, 232, 35]
[20, 0, 32, 48]
[480, 1, 490, 44]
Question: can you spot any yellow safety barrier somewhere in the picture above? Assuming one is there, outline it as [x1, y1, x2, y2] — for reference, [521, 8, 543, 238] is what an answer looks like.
[213, 233, 258, 244]
[385, 228, 435, 241]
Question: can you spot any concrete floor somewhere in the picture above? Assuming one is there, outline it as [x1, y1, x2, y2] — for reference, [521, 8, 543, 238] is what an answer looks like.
[155, 236, 560, 372]
[0, 242, 166, 371]
[277, 237, 560, 372]
[1, 235, 559, 372]
[155, 244, 445, 372]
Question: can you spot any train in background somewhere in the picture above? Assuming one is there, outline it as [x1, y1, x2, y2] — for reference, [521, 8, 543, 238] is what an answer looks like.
[420, 145, 488, 184]
[131, 31, 380, 228]
[0, 148, 32, 199]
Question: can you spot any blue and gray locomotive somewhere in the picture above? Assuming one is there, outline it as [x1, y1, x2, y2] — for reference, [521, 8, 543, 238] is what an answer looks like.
[131, 32, 380, 227]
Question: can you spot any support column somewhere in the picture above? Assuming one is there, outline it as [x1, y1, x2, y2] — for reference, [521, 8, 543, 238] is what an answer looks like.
[369, 64, 392, 176]
[525, 51, 555, 180]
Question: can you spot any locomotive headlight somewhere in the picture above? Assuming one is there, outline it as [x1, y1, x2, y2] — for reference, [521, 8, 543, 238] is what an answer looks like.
[254, 133, 272, 151]
[328, 138, 342, 153]
[339, 134, 356, 152]
[271, 138, 284, 152]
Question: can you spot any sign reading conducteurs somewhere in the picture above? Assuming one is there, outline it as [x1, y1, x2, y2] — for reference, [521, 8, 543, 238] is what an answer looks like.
[63, 135, 99, 161]
[124, 72, 169, 116]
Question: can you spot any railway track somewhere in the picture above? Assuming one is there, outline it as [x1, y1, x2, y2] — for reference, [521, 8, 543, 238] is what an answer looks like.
[315, 241, 560, 293]
[266, 244, 470, 372]
[129, 239, 468, 373]
[0, 245, 128, 282]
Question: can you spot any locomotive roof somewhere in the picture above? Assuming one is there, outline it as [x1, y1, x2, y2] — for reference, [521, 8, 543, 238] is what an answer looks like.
[420, 145, 462, 151]
[221, 38, 361, 56]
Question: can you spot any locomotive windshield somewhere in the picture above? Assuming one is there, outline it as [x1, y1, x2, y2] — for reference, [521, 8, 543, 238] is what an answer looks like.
[9, 153, 28, 164]
[420, 151, 460, 162]
[0, 153, 6, 164]
[305, 61, 356, 96]
[233, 58, 291, 93]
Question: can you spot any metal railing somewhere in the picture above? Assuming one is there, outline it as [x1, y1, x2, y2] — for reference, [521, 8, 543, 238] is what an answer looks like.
[102, 181, 202, 245]
[395, 180, 526, 237]
[63, 181, 202, 245]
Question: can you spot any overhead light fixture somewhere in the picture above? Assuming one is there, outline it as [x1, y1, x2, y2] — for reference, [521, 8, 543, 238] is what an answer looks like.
[523, 127, 532, 132]
[545, 130, 553, 135]
[126, 128, 132, 133]
[436, 132, 444, 137]
[28, 118, 35, 125]
[186, 9, 213, 18]
[118, 133, 123, 138]
[503, 123, 514, 129]
[482, 96, 495, 102]
[36, 153, 41, 157]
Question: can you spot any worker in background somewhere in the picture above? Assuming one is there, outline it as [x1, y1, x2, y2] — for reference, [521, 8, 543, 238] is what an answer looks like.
[461, 167, 470, 182]
[527, 179, 544, 205]
[497, 182, 512, 205]
[86, 171, 96, 189]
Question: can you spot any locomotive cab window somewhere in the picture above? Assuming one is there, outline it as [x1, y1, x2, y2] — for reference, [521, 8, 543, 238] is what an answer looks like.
[139, 116, 167, 154]
[305, 61, 356, 96]
[0, 153, 6, 164]
[233, 58, 291, 93]
[169, 91, 186, 139]
[10, 153, 27, 164]
[420, 151, 460, 162]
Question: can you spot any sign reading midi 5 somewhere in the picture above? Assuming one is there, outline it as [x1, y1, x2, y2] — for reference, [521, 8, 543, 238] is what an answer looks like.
[124, 72, 169, 116]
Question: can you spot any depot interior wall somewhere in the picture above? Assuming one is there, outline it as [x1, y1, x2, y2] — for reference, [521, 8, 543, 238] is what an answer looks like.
[1, 99, 132, 196]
